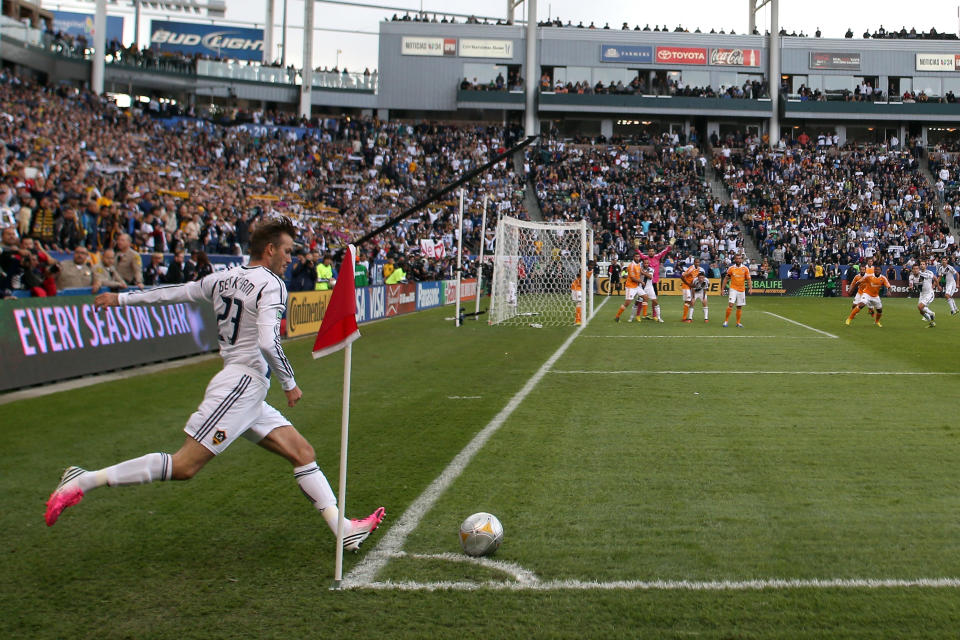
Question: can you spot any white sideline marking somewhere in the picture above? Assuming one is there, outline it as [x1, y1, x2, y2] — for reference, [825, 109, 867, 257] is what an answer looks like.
[447, 396, 482, 400]
[358, 577, 960, 592]
[343, 299, 610, 588]
[583, 335, 828, 339]
[763, 311, 839, 339]
[551, 370, 960, 376]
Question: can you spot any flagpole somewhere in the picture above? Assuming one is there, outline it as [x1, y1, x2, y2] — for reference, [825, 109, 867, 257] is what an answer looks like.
[332, 340, 352, 587]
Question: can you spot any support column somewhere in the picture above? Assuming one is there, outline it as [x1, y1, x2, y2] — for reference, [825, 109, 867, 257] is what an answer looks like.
[506, 0, 514, 24]
[747, 0, 755, 35]
[263, 0, 274, 64]
[91, 0, 106, 94]
[134, 0, 141, 48]
[299, 0, 314, 119]
[768, 0, 780, 147]
[523, 0, 538, 136]
[600, 118, 613, 140]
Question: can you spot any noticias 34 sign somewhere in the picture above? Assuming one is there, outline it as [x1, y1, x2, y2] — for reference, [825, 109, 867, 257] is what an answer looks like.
[150, 20, 264, 61]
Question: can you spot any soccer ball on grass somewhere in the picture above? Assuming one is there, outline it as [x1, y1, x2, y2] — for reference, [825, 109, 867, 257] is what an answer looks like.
[458, 512, 503, 557]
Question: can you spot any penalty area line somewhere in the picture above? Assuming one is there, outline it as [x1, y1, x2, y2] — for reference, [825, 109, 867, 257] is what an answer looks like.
[763, 311, 839, 339]
[342, 298, 611, 588]
[358, 577, 960, 592]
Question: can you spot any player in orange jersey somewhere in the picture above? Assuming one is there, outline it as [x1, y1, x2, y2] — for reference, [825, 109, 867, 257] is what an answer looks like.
[846, 271, 891, 327]
[721, 254, 752, 327]
[571, 260, 595, 325]
[614, 252, 652, 322]
[679, 260, 702, 323]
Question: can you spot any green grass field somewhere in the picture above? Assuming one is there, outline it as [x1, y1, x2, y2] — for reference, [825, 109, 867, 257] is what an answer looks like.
[5, 294, 960, 638]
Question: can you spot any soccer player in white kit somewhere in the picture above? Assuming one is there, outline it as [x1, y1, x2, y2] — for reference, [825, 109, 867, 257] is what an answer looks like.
[939, 256, 958, 316]
[45, 217, 385, 551]
[909, 260, 937, 328]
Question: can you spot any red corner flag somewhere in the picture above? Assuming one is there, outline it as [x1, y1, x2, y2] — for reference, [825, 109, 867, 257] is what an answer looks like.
[312, 245, 361, 359]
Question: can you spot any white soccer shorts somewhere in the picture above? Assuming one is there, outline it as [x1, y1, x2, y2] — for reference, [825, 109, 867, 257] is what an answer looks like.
[919, 291, 935, 307]
[693, 290, 707, 304]
[682, 288, 693, 303]
[643, 281, 657, 300]
[572, 289, 582, 303]
[728, 289, 746, 306]
[863, 294, 882, 310]
[625, 286, 643, 302]
[853, 292, 865, 306]
[184, 365, 291, 455]
[946, 281, 957, 297]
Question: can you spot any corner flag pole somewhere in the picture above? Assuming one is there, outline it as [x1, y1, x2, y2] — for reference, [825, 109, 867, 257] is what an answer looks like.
[333, 339, 352, 586]
[311, 244, 361, 589]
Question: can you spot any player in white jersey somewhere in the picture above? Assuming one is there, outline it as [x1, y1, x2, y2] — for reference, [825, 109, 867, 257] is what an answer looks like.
[909, 260, 937, 328]
[45, 217, 385, 551]
[939, 257, 958, 316]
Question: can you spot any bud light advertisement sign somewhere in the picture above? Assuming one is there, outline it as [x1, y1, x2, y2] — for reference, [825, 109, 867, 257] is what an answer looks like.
[150, 20, 264, 61]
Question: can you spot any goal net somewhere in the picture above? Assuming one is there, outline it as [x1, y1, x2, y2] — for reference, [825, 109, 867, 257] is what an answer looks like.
[489, 216, 590, 326]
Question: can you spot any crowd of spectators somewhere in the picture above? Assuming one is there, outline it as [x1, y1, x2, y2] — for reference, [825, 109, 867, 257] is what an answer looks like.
[462, 72, 769, 100]
[532, 132, 744, 272]
[717, 135, 958, 277]
[0, 71, 527, 297]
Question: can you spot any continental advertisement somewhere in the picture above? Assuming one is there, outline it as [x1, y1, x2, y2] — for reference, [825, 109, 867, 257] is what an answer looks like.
[0, 295, 218, 391]
[596, 277, 722, 296]
[285, 290, 333, 338]
[599, 277, 797, 296]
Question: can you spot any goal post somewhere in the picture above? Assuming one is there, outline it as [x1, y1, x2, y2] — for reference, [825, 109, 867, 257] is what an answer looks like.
[489, 216, 588, 326]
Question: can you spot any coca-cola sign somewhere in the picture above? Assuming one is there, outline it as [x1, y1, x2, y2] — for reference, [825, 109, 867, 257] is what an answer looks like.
[710, 48, 761, 67]
[655, 46, 707, 65]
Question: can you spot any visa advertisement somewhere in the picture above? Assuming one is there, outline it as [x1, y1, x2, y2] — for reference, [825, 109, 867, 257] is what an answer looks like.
[52, 11, 124, 44]
[150, 20, 264, 61]
[1, 295, 218, 391]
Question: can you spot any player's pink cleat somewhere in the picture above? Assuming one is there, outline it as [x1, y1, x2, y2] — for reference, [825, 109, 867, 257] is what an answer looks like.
[45, 466, 86, 526]
[343, 506, 386, 552]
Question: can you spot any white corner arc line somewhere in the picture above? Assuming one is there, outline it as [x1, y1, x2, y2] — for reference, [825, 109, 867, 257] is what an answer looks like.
[356, 577, 960, 592]
[763, 311, 838, 339]
[396, 552, 540, 585]
[343, 298, 610, 588]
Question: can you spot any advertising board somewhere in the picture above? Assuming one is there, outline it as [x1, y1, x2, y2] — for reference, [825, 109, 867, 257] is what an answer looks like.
[401, 36, 456, 56]
[52, 11, 124, 44]
[150, 20, 264, 61]
[710, 48, 761, 67]
[459, 39, 513, 59]
[285, 290, 332, 338]
[600, 44, 653, 63]
[809, 52, 862, 70]
[386, 283, 417, 317]
[1, 296, 217, 391]
[416, 282, 442, 310]
[655, 46, 707, 65]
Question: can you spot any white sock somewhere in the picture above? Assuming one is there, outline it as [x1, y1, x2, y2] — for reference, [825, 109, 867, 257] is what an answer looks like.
[78, 453, 172, 492]
[654, 304, 661, 319]
[294, 462, 340, 534]
[703, 307, 709, 320]
[949, 298, 957, 313]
